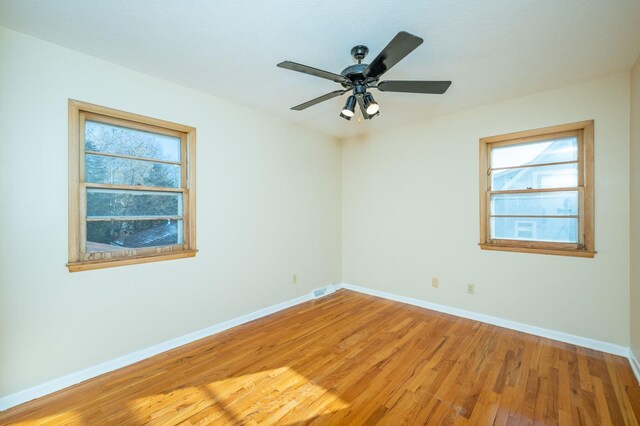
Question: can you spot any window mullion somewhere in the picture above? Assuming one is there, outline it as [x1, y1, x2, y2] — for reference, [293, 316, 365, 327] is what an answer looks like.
[84, 150, 182, 166]
[488, 187, 580, 195]
[490, 215, 579, 219]
[82, 182, 185, 193]
[86, 216, 184, 221]
[490, 159, 578, 173]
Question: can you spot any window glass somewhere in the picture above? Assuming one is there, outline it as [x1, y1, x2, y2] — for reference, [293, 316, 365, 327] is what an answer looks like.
[85, 154, 181, 188]
[491, 217, 578, 243]
[87, 189, 182, 217]
[491, 163, 578, 190]
[85, 120, 181, 162]
[490, 191, 578, 216]
[491, 137, 577, 169]
[86, 219, 183, 252]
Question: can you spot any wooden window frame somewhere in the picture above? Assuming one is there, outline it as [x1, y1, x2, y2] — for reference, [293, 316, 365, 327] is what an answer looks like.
[67, 100, 197, 272]
[479, 120, 595, 258]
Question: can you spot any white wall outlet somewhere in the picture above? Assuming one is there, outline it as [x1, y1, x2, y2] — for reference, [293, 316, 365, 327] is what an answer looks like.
[467, 283, 475, 295]
[432, 277, 439, 288]
[292, 274, 297, 284]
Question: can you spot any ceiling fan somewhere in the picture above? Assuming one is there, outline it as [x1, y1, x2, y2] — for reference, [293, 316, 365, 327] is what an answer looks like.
[277, 31, 451, 121]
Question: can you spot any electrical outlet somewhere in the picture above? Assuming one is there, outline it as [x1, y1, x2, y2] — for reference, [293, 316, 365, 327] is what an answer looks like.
[467, 283, 475, 295]
[432, 277, 439, 288]
[292, 274, 297, 284]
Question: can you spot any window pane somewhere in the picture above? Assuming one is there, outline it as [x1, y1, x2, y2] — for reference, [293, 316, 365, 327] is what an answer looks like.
[85, 120, 181, 162]
[87, 189, 182, 217]
[491, 137, 577, 169]
[491, 191, 578, 216]
[492, 162, 578, 190]
[86, 154, 180, 188]
[86, 219, 183, 252]
[491, 217, 578, 243]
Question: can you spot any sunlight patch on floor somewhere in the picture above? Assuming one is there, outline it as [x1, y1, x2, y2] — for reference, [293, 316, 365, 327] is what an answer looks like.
[208, 366, 351, 424]
[126, 366, 350, 424]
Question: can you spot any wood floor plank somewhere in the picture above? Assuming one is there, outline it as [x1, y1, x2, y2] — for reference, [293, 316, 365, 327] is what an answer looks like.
[1, 289, 638, 425]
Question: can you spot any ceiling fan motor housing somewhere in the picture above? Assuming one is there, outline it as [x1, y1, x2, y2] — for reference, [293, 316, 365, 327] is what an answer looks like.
[340, 63, 370, 87]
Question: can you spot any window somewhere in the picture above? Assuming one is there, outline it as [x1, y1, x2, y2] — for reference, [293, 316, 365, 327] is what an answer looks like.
[479, 121, 594, 257]
[68, 100, 196, 271]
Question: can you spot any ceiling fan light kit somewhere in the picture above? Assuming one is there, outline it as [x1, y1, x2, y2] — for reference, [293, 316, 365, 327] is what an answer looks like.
[363, 93, 379, 115]
[341, 95, 357, 119]
[277, 31, 451, 122]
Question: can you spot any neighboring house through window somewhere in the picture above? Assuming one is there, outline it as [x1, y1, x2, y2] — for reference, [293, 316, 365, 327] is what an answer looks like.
[479, 121, 595, 257]
[68, 100, 196, 271]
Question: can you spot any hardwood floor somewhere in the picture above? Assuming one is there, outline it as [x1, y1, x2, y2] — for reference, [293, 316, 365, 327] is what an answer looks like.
[1, 289, 639, 425]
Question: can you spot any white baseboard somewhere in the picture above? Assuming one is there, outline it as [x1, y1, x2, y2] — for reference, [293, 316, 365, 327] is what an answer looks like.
[340, 283, 629, 357]
[630, 350, 640, 385]
[0, 290, 316, 412]
[2, 283, 636, 412]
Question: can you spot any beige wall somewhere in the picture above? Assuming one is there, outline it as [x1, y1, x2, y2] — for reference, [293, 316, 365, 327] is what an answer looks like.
[0, 27, 342, 397]
[631, 55, 640, 361]
[1, 24, 637, 400]
[343, 73, 631, 346]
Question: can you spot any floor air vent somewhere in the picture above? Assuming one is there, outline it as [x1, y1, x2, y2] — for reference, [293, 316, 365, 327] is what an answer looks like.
[312, 285, 336, 299]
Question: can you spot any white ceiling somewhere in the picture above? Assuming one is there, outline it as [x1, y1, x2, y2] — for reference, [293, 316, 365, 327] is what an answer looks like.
[1, 0, 640, 139]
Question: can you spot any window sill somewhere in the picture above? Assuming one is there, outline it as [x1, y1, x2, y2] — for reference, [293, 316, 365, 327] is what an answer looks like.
[67, 249, 197, 272]
[479, 244, 595, 258]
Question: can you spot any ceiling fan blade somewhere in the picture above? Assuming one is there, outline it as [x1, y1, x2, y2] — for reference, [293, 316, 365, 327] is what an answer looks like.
[377, 80, 452, 94]
[278, 61, 349, 84]
[364, 31, 423, 79]
[356, 95, 370, 120]
[291, 89, 349, 111]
